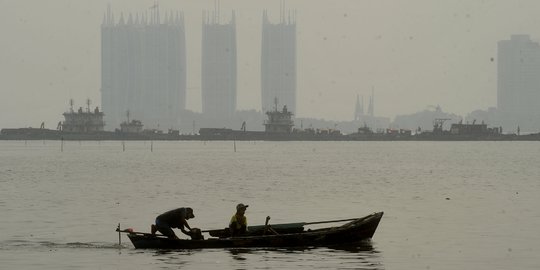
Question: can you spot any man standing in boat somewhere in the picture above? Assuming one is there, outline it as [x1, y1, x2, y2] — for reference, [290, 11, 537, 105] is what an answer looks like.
[151, 207, 195, 239]
[229, 203, 248, 236]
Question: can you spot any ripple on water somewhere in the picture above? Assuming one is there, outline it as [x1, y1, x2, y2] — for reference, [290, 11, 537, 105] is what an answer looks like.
[1, 141, 540, 270]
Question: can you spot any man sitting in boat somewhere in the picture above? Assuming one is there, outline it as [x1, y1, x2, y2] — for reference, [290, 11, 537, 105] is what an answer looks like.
[229, 203, 248, 236]
[151, 207, 195, 239]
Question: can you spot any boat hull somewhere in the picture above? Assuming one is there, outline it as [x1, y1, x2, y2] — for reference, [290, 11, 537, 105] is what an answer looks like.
[126, 212, 383, 249]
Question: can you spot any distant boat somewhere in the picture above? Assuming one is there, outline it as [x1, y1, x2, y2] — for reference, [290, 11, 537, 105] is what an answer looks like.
[117, 212, 383, 249]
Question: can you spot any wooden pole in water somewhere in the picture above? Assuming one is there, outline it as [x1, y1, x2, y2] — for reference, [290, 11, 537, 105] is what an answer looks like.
[122, 141, 125, 152]
[117, 223, 121, 247]
[151, 141, 153, 152]
[234, 138, 236, 152]
[61, 137, 64, 152]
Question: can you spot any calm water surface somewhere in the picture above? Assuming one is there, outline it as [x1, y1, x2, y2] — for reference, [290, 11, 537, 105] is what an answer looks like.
[1, 140, 539, 269]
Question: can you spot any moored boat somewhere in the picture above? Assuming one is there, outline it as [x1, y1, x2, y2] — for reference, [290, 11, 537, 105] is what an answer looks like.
[118, 212, 383, 249]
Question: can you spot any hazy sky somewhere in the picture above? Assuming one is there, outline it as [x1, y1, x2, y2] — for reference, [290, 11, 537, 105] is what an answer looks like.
[2, 0, 540, 128]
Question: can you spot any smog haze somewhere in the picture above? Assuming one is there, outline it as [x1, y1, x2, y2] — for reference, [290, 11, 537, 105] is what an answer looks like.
[2, 0, 540, 128]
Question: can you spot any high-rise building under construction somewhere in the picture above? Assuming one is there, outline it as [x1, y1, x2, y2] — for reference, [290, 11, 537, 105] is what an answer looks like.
[261, 9, 297, 114]
[201, 11, 237, 119]
[101, 6, 186, 130]
[498, 35, 540, 131]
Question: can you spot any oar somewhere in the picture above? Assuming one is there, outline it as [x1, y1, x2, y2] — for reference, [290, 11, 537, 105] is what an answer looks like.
[251, 217, 362, 230]
[202, 217, 362, 233]
[299, 217, 361, 226]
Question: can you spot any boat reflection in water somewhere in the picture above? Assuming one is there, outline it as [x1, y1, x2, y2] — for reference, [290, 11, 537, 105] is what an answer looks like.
[227, 240, 377, 256]
[149, 243, 383, 269]
[226, 242, 382, 269]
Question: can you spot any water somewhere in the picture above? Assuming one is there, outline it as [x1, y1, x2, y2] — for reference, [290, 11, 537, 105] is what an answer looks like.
[1, 140, 539, 269]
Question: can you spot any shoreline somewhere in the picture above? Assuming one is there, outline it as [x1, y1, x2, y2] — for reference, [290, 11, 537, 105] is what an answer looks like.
[2, 127, 539, 141]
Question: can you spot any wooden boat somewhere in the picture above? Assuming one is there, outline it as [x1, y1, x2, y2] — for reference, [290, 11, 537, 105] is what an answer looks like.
[118, 212, 383, 249]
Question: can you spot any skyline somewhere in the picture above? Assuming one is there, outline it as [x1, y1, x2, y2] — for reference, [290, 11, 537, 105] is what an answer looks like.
[2, 1, 540, 129]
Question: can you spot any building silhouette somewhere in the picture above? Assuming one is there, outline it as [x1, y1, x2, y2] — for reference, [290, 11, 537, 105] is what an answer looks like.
[352, 90, 388, 130]
[367, 89, 374, 117]
[498, 35, 540, 132]
[201, 10, 237, 119]
[101, 6, 186, 130]
[354, 94, 364, 121]
[261, 9, 297, 114]
[354, 90, 374, 120]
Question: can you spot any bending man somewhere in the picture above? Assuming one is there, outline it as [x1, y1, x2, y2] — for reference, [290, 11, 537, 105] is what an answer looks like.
[151, 207, 194, 239]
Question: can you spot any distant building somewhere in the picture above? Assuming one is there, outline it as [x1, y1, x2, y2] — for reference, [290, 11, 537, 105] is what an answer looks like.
[498, 35, 540, 132]
[352, 91, 388, 131]
[261, 10, 297, 114]
[62, 101, 105, 133]
[464, 107, 504, 131]
[367, 90, 374, 117]
[101, 6, 186, 130]
[354, 94, 364, 121]
[202, 10, 237, 119]
[392, 105, 461, 132]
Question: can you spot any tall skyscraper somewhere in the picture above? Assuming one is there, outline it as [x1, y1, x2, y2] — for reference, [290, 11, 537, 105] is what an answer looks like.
[498, 35, 540, 131]
[101, 6, 186, 130]
[261, 9, 297, 113]
[201, 11, 237, 119]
